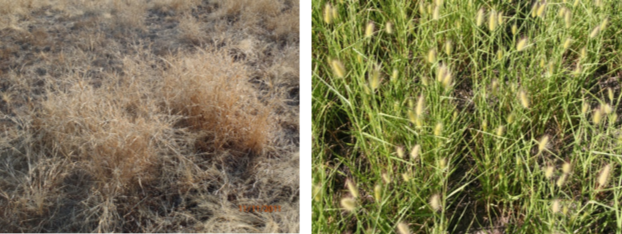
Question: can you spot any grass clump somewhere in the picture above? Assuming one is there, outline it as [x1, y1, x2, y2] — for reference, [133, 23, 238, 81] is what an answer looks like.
[161, 49, 272, 154]
[313, 0, 622, 233]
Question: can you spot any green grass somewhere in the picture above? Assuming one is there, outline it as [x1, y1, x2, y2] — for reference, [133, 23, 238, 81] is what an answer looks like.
[312, 0, 622, 233]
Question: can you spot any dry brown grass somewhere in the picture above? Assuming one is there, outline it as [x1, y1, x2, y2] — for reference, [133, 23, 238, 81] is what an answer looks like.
[151, 0, 202, 14]
[0, 0, 298, 232]
[177, 13, 206, 45]
[160, 49, 272, 154]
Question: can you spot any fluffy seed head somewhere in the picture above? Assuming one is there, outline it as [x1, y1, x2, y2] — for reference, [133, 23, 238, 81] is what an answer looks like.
[408, 110, 416, 124]
[517, 37, 529, 51]
[396, 145, 405, 158]
[536, 2, 546, 18]
[507, 113, 515, 124]
[511, 24, 518, 35]
[432, 5, 440, 20]
[496, 125, 505, 136]
[589, 25, 601, 38]
[386, 22, 393, 34]
[608, 88, 614, 102]
[476, 8, 485, 27]
[436, 63, 447, 82]
[488, 9, 497, 31]
[545, 165, 555, 179]
[444, 40, 453, 56]
[346, 179, 359, 198]
[391, 69, 399, 82]
[313, 184, 322, 202]
[397, 222, 411, 234]
[482, 120, 488, 132]
[531, 3, 538, 17]
[332, 7, 338, 20]
[602, 104, 613, 115]
[401, 173, 411, 182]
[439, 157, 447, 170]
[374, 184, 382, 202]
[552, 199, 561, 214]
[597, 163, 612, 187]
[558, 7, 567, 18]
[538, 135, 549, 154]
[370, 67, 381, 90]
[323, 3, 333, 24]
[563, 38, 572, 50]
[416, 95, 425, 116]
[593, 108, 603, 125]
[546, 62, 555, 77]
[434, 122, 443, 136]
[331, 59, 346, 78]
[421, 76, 429, 86]
[556, 173, 567, 187]
[580, 47, 587, 60]
[430, 193, 442, 211]
[365, 21, 375, 38]
[382, 172, 391, 183]
[415, 117, 423, 128]
[564, 10, 572, 28]
[411, 144, 421, 160]
[497, 49, 505, 61]
[581, 102, 589, 115]
[573, 63, 582, 77]
[518, 89, 530, 109]
[441, 69, 453, 89]
[562, 162, 572, 174]
[427, 48, 437, 63]
[341, 198, 357, 212]
[497, 11, 504, 25]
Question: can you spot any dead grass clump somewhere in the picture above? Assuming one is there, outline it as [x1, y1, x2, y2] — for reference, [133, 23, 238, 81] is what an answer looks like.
[244, 0, 282, 17]
[267, 45, 300, 87]
[177, 14, 206, 46]
[0, 0, 41, 16]
[32, 76, 177, 193]
[215, 0, 245, 18]
[233, 37, 259, 61]
[110, 0, 147, 31]
[160, 48, 272, 154]
[214, 0, 283, 28]
[266, 2, 299, 42]
[30, 27, 49, 47]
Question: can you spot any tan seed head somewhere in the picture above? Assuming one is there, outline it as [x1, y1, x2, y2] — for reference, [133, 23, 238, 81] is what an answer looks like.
[597, 163, 612, 187]
[346, 179, 359, 198]
[397, 222, 411, 234]
[429, 193, 442, 211]
[341, 197, 357, 212]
